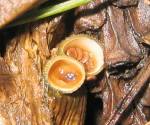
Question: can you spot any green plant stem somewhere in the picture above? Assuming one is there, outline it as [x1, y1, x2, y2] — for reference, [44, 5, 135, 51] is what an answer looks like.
[9, 0, 92, 27]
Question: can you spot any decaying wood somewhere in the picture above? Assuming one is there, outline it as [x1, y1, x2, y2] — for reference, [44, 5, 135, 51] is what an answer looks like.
[127, 0, 150, 44]
[0, 15, 87, 125]
[113, 0, 138, 7]
[90, 57, 150, 125]
[52, 88, 87, 125]
[0, 0, 46, 28]
[120, 103, 147, 125]
[141, 83, 150, 107]
[0, 17, 63, 124]
[102, 6, 142, 67]
[74, 0, 106, 33]
[105, 57, 150, 125]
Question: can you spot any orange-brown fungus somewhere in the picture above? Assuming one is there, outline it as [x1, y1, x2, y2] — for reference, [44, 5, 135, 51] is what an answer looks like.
[66, 47, 96, 73]
[48, 60, 83, 89]
[58, 35, 104, 77]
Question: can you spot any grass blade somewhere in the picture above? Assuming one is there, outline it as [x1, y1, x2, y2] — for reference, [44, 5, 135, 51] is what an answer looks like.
[9, 0, 92, 27]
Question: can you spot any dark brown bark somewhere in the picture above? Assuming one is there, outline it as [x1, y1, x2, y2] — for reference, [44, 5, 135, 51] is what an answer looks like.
[91, 57, 150, 125]
[113, 0, 138, 7]
[127, 0, 150, 43]
[141, 83, 150, 107]
[102, 6, 142, 67]
[74, 0, 106, 33]
[104, 57, 150, 125]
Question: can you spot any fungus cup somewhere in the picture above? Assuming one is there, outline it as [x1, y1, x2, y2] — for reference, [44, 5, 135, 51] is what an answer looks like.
[43, 56, 86, 93]
[58, 35, 104, 78]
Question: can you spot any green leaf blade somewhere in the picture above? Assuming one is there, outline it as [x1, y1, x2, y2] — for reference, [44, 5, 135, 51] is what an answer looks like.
[9, 0, 92, 27]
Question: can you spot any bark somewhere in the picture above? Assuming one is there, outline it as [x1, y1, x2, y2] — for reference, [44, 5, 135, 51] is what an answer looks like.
[0, 0, 46, 28]
[74, 0, 106, 33]
[113, 0, 138, 7]
[52, 88, 87, 125]
[127, 0, 150, 44]
[105, 57, 150, 125]
[93, 57, 150, 125]
[102, 6, 142, 67]
[0, 16, 87, 125]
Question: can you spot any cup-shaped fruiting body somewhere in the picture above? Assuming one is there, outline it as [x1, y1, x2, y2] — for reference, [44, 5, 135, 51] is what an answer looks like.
[58, 34, 104, 77]
[43, 56, 86, 93]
